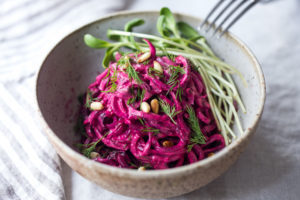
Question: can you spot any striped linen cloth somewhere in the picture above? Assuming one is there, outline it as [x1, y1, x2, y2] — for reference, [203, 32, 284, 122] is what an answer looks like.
[0, 0, 133, 199]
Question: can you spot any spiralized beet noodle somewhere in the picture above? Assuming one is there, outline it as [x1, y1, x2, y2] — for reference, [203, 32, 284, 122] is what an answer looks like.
[78, 41, 225, 169]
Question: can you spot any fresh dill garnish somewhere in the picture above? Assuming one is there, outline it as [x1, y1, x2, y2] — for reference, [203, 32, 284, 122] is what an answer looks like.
[118, 55, 143, 83]
[141, 127, 160, 133]
[143, 163, 152, 169]
[187, 144, 194, 152]
[104, 68, 111, 79]
[85, 90, 101, 108]
[127, 87, 145, 105]
[166, 80, 179, 95]
[126, 65, 143, 83]
[85, 90, 93, 108]
[176, 86, 183, 102]
[127, 87, 136, 105]
[138, 117, 160, 134]
[77, 132, 109, 158]
[167, 65, 185, 86]
[142, 59, 151, 65]
[158, 98, 181, 124]
[129, 162, 138, 168]
[102, 82, 117, 93]
[148, 67, 163, 78]
[127, 96, 136, 105]
[140, 88, 145, 102]
[137, 117, 145, 126]
[102, 68, 118, 93]
[186, 106, 206, 151]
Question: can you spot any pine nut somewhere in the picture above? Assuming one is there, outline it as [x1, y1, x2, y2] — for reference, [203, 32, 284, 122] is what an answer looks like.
[90, 101, 104, 111]
[138, 166, 146, 171]
[208, 152, 214, 157]
[137, 52, 151, 63]
[150, 99, 159, 114]
[140, 102, 151, 113]
[153, 61, 163, 73]
[162, 140, 174, 147]
[90, 152, 100, 159]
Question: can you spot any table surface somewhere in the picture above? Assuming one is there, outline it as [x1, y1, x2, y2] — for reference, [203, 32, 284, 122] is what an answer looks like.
[2, 0, 300, 199]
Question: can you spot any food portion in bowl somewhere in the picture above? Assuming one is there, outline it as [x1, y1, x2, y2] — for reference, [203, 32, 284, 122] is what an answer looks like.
[76, 8, 246, 170]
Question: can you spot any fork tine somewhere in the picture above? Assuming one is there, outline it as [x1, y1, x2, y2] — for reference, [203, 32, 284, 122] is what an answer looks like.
[206, 0, 236, 32]
[200, 0, 225, 29]
[219, 0, 259, 37]
[212, 0, 248, 36]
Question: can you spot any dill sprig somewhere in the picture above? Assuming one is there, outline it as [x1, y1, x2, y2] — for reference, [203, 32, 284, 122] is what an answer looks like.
[138, 117, 160, 134]
[158, 98, 181, 124]
[127, 87, 145, 105]
[176, 86, 183, 102]
[140, 88, 145, 102]
[102, 82, 117, 93]
[167, 65, 185, 85]
[141, 127, 160, 133]
[137, 117, 145, 126]
[166, 65, 185, 95]
[148, 67, 163, 77]
[118, 55, 143, 83]
[186, 106, 206, 151]
[77, 132, 109, 158]
[102, 68, 118, 93]
[126, 65, 143, 83]
[85, 90, 100, 108]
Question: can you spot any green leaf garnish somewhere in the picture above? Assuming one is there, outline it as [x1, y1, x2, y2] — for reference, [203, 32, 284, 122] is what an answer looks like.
[126, 65, 143, 83]
[176, 86, 183, 102]
[159, 7, 180, 38]
[125, 18, 145, 32]
[158, 98, 181, 124]
[118, 55, 143, 84]
[167, 65, 185, 85]
[177, 21, 201, 39]
[148, 67, 163, 78]
[84, 34, 112, 49]
[137, 117, 145, 126]
[77, 132, 109, 158]
[141, 127, 160, 133]
[186, 106, 206, 150]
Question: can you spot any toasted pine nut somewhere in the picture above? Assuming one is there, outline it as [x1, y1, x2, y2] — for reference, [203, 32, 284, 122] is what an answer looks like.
[153, 61, 163, 73]
[90, 152, 100, 159]
[208, 152, 214, 157]
[137, 52, 151, 63]
[138, 166, 146, 171]
[90, 102, 104, 111]
[140, 102, 151, 113]
[162, 140, 174, 147]
[150, 99, 159, 114]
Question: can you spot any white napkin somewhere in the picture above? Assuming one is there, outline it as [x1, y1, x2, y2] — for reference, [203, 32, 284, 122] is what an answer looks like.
[0, 0, 134, 199]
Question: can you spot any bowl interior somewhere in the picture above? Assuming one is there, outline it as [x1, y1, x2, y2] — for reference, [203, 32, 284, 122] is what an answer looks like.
[37, 11, 264, 156]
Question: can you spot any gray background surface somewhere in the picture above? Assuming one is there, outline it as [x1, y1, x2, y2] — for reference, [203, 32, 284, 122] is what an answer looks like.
[1, 0, 299, 199]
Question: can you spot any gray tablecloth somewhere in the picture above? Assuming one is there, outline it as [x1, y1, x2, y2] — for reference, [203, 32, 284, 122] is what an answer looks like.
[1, 0, 300, 199]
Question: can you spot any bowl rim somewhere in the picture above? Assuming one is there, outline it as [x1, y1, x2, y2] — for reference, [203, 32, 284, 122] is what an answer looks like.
[36, 10, 266, 178]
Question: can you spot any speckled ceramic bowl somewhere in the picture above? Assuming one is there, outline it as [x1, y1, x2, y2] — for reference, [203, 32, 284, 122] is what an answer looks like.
[36, 11, 265, 199]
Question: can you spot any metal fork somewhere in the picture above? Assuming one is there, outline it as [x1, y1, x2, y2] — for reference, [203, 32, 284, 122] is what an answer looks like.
[199, 0, 271, 37]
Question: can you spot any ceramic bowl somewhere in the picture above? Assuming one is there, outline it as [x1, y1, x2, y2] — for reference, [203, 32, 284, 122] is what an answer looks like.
[36, 11, 265, 199]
